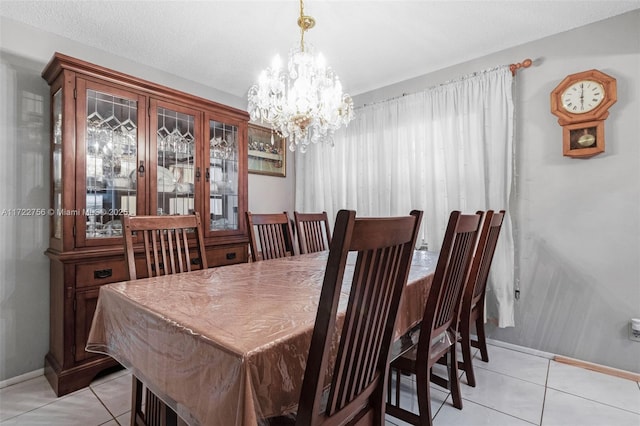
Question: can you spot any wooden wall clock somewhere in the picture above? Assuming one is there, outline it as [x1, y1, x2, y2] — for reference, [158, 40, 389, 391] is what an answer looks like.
[550, 69, 617, 158]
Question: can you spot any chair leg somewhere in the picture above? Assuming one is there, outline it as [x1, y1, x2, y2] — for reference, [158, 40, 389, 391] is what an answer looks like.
[475, 314, 489, 362]
[447, 346, 463, 410]
[131, 375, 144, 426]
[460, 318, 476, 387]
[386, 365, 422, 425]
[131, 374, 179, 426]
[145, 389, 179, 426]
[386, 367, 398, 409]
[416, 366, 434, 426]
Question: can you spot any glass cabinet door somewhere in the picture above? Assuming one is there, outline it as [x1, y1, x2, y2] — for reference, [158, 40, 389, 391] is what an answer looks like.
[207, 119, 240, 233]
[52, 89, 63, 240]
[151, 101, 200, 217]
[77, 80, 146, 246]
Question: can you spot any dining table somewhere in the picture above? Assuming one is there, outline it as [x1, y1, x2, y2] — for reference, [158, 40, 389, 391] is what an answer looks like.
[86, 249, 438, 426]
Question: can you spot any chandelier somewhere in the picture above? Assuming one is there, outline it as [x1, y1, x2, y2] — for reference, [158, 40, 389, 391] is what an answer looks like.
[247, 0, 354, 153]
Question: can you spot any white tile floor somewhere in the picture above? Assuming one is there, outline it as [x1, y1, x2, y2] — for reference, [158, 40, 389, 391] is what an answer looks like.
[1, 343, 638, 425]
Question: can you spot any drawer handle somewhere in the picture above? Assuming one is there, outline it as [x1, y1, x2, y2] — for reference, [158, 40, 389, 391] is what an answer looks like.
[226, 252, 236, 260]
[191, 258, 202, 265]
[94, 269, 113, 279]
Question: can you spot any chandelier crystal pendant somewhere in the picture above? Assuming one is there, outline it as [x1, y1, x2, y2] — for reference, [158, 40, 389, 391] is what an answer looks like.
[248, 0, 354, 153]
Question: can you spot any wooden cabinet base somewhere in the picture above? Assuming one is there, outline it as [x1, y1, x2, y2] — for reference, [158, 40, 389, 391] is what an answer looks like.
[44, 351, 120, 397]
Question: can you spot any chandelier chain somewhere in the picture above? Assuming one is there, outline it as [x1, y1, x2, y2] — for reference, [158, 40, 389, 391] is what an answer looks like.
[300, 0, 305, 51]
[297, 0, 315, 53]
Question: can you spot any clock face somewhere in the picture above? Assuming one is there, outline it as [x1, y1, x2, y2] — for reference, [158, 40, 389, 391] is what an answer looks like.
[561, 80, 605, 114]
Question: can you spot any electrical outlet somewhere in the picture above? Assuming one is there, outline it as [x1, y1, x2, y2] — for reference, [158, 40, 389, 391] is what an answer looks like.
[630, 320, 640, 342]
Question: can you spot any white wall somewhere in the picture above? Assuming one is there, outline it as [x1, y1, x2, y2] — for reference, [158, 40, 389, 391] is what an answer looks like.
[0, 50, 50, 383]
[1, 10, 638, 382]
[247, 154, 296, 214]
[0, 17, 294, 381]
[356, 10, 640, 373]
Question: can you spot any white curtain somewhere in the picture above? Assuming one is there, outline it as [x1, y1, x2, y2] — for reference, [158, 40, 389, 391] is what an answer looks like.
[295, 65, 515, 327]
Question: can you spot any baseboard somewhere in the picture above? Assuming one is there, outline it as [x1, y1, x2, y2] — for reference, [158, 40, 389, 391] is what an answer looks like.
[554, 355, 640, 382]
[485, 338, 640, 382]
[0, 368, 44, 389]
[484, 338, 555, 359]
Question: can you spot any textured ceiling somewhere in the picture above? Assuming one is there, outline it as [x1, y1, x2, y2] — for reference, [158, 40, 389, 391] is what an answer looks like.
[1, 1, 639, 99]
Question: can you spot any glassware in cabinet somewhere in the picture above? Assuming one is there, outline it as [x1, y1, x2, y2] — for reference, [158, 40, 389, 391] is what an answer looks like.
[52, 89, 63, 240]
[85, 90, 138, 236]
[149, 100, 200, 217]
[207, 119, 240, 232]
[79, 83, 144, 245]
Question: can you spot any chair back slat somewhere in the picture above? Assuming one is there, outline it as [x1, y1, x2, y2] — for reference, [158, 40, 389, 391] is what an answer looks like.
[167, 229, 177, 274]
[296, 209, 423, 426]
[332, 245, 403, 409]
[246, 212, 296, 261]
[294, 211, 332, 254]
[260, 223, 285, 259]
[123, 213, 208, 280]
[433, 229, 476, 331]
[173, 229, 181, 273]
[470, 210, 505, 303]
[420, 212, 482, 348]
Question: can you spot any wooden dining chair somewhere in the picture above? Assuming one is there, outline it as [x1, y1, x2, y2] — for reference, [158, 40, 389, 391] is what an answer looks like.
[123, 213, 208, 280]
[386, 211, 483, 426]
[271, 209, 423, 426]
[293, 211, 332, 254]
[122, 213, 207, 426]
[246, 211, 297, 261]
[458, 209, 505, 387]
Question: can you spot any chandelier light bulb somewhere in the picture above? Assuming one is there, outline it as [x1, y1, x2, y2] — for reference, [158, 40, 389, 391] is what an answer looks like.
[271, 54, 282, 71]
[316, 52, 326, 70]
[248, 0, 354, 152]
[258, 70, 268, 86]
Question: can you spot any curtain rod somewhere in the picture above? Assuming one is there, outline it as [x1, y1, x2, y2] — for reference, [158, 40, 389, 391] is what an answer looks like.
[360, 59, 532, 109]
[509, 58, 533, 75]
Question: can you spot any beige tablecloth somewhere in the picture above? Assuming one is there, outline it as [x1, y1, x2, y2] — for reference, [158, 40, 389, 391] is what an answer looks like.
[86, 250, 437, 426]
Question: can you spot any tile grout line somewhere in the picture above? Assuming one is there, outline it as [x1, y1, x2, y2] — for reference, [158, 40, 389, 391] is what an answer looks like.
[460, 350, 548, 425]
[471, 362, 548, 388]
[89, 386, 121, 425]
[0, 387, 86, 423]
[457, 397, 539, 426]
[553, 355, 640, 382]
[546, 359, 640, 417]
[433, 362, 544, 425]
[539, 358, 550, 426]
[543, 386, 640, 417]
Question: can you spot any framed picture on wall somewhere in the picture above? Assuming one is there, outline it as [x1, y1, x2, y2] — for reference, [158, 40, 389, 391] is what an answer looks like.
[247, 124, 286, 177]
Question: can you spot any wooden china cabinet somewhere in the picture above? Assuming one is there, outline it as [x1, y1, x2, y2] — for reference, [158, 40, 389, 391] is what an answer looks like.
[42, 53, 249, 396]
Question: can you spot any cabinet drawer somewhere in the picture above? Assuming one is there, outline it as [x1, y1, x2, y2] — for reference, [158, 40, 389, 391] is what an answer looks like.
[76, 260, 129, 288]
[207, 245, 248, 267]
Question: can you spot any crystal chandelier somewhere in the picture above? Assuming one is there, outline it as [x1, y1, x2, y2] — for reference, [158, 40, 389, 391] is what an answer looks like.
[247, 0, 354, 153]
